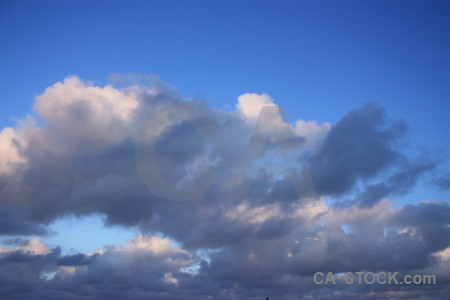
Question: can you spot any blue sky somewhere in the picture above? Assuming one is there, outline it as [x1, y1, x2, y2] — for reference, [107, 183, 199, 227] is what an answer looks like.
[1, 0, 448, 139]
[0, 1, 449, 299]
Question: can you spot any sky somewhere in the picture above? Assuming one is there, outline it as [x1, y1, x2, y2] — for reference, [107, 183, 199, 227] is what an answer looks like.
[0, 0, 449, 299]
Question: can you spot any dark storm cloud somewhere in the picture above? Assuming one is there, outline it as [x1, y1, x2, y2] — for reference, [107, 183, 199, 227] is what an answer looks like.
[0, 206, 48, 236]
[310, 102, 409, 196]
[0, 236, 204, 299]
[393, 201, 450, 227]
[356, 159, 437, 207]
[392, 202, 450, 253]
[188, 201, 450, 299]
[56, 253, 98, 266]
[0, 248, 60, 266]
[1, 205, 449, 299]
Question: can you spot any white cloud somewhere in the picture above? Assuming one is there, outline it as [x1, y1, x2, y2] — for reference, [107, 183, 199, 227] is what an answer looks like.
[292, 198, 328, 223]
[0, 238, 50, 255]
[163, 272, 178, 285]
[435, 246, 450, 261]
[236, 93, 276, 121]
[124, 235, 188, 258]
[0, 127, 24, 173]
[34, 76, 139, 149]
[225, 203, 282, 224]
[324, 198, 394, 225]
[53, 234, 195, 285]
[293, 119, 331, 151]
[0, 116, 34, 173]
[21, 238, 51, 255]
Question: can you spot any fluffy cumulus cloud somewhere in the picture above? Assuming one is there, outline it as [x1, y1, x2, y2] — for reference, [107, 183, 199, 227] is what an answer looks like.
[0, 75, 448, 299]
[236, 93, 276, 121]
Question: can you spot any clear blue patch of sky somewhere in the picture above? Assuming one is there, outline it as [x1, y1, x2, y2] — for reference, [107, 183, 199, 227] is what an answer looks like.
[43, 214, 138, 254]
[0, 214, 138, 254]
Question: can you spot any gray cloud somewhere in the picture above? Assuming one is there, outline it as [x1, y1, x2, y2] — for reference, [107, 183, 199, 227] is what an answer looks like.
[0, 206, 49, 236]
[356, 158, 437, 208]
[0, 76, 448, 299]
[310, 102, 409, 196]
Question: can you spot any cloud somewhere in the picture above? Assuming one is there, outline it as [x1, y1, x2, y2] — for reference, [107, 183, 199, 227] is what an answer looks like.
[0, 205, 49, 236]
[0, 235, 199, 299]
[0, 75, 447, 299]
[293, 120, 331, 151]
[352, 157, 437, 208]
[2, 199, 449, 300]
[0, 237, 50, 255]
[236, 93, 276, 121]
[0, 127, 26, 174]
[310, 102, 410, 196]
[34, 76, 138, 149]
